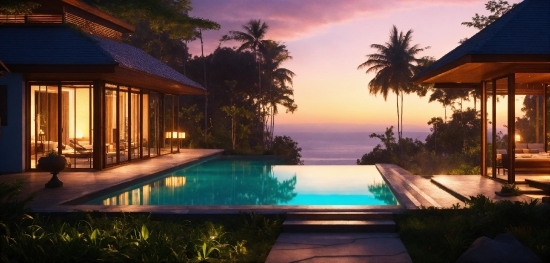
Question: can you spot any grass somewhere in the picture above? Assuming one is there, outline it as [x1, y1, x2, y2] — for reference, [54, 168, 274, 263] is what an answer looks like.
[396, 195, 550, 262]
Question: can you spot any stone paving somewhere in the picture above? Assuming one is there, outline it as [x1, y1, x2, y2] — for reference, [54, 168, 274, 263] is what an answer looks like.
[265, 233, 412, 263]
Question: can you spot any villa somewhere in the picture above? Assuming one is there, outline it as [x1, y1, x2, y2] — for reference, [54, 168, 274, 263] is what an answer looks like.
[413, 0, 550, 183]
[0, 0, 206, 173]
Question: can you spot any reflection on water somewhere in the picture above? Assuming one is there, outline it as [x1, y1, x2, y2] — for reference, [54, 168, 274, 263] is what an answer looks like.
[368, 183, 398, 205]
[92, 158, 398, 206]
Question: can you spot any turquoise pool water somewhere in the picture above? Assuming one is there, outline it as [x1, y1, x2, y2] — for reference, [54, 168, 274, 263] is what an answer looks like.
[87, 157, 398, 206]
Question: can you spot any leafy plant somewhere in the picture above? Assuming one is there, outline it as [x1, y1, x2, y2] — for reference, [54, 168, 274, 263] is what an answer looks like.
[500, 183, 521, 195]
[397, 195, 550, 262]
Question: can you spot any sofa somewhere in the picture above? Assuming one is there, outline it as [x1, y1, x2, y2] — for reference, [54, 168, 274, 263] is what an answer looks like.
[497, 143, 550, 173]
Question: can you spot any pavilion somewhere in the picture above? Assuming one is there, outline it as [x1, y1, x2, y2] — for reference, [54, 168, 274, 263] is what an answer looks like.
[413, 0, 550, 183]
[0, 0, 205, 173]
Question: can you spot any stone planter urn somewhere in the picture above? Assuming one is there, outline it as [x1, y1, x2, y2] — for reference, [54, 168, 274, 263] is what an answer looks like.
[37, 151, 67, 188]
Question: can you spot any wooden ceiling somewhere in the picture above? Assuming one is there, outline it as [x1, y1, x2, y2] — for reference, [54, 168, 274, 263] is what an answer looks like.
[415, 54, 550, 85]
[421, 62, 550, 84]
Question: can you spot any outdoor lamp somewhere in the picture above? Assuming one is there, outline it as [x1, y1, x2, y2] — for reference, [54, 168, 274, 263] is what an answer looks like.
[165, 131, 185, 139]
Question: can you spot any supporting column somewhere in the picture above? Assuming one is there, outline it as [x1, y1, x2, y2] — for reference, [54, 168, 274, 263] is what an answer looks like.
[481, 81, 487, 177]
[507, 74, 516, 183]
[544, 84, 548, 152]
[492, 79, 497, 178]
[93, 80, 104, 170]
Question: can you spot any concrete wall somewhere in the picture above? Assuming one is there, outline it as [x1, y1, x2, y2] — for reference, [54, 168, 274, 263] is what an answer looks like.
[0, 73, 25, 174]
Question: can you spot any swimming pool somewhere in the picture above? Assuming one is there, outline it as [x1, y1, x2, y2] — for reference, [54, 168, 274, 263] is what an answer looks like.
[86, 157, 399, 206]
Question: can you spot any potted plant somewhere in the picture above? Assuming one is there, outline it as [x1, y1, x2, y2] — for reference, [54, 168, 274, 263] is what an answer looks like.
[495, 183, 520, 197]
[37, 150, 68, 188]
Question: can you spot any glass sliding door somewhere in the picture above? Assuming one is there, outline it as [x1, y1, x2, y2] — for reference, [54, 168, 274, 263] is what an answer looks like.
[130, 90, 141, 159]
[30, 83, 93, 169]
[62, 84, 93, 169]
[105, 84, 118, 165]
[142, 92, 150, 157]
[30, 85, 60, 168]
[149, 92, 160, 157]
[119, 86, 129, 162]
[485, 80, 494, 177]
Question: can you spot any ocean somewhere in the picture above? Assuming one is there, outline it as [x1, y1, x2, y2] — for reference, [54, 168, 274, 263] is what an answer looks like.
[276, 131, 431, 165]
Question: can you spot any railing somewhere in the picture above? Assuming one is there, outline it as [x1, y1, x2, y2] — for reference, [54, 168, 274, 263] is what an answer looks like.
[0, 14, 64, 24]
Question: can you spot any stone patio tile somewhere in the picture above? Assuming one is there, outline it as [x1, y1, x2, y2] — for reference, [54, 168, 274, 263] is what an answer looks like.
[265, 233, 412, 263]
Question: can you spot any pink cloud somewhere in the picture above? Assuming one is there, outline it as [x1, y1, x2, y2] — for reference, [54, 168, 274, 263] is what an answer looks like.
[191, 0, 484, 39]
[188, 0, 484, 54]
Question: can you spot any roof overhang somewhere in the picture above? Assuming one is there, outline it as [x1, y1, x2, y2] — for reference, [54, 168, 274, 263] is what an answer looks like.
[413, 54, 550, 84]
[22, 66, 206, 95]
[106, 66, 206, 95]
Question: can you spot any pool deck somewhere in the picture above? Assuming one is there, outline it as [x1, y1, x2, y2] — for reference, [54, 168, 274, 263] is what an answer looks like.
[2, 156, 546, 263]
[0, 149, 224, 213]
[1, 155, 540, 212]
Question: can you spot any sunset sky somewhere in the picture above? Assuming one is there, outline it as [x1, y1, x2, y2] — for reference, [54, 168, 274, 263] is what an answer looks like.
[187, 0, 522, 133]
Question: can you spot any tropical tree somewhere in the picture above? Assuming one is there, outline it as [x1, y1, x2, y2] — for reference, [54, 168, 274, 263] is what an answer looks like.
[81, 0, 219, 72]
[222, 19, 270, 147]
[0, 0, 40, 15]
[461, 0, 518, 30]
[261, 40, 297, 147]
[357, 25, 424, 141]
[429, 88, 470, 122]
[221, 80, 253, 150]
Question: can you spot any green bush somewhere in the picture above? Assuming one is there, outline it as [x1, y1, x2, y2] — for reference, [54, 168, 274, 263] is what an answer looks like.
[396, 195, 550, 262]
[0, 180, 282, 263]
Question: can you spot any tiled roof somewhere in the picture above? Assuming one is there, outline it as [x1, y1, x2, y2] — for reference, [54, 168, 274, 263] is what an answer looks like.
[91, 35, 204, 90]
[0, 26, 116, 65]
[0, 25, 204, 90]
[414, 0, 550, 81]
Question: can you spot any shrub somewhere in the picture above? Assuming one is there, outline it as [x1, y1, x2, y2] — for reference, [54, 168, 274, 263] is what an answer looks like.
[270, 135, 303, 165]
[0, 180, 282, 262]
[396, 195, 550, 262]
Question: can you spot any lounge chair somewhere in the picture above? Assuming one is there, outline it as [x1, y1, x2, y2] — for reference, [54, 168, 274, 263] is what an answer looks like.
[65, 140, 93, 167]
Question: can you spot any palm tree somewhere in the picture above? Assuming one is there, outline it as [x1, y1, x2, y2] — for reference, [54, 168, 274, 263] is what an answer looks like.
[262, 40, 296, 146]
[224, 19, 270, 146]
[357, 25, 423, 141]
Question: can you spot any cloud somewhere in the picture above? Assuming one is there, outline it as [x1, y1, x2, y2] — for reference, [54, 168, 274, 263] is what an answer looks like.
[189, 0, 483, 48]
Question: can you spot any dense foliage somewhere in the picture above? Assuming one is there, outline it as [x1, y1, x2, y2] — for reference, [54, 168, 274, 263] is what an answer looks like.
[0, 180, 282, 262]
[269, 136, 303, 165]
[461, 0, 518, 30]
[357, 107, 482, 175]
[0, 0, 39, 15]
[397, 195, 550, 262]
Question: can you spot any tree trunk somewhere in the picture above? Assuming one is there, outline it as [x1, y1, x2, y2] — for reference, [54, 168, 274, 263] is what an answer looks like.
[396, 89, 401, 141]
[400, 90, 404, 140]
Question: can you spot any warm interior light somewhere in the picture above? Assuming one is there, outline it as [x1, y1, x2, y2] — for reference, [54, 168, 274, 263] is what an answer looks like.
[76, 129, 83, 139]
[515, 134, 521, 142]
[178, 132, 185, 139]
